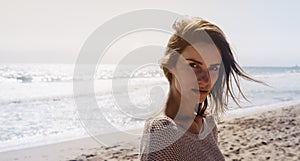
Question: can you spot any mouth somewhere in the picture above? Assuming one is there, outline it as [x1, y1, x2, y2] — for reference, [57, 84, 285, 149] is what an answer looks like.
[191, 89, 209, 93]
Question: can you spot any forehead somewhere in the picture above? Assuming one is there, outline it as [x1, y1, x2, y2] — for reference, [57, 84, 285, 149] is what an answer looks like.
[181, 42, 222, 65]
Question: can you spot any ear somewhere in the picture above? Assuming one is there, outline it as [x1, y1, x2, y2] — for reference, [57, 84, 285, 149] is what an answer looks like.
[168, 68, 175, 75]
[169, 67, 178, 79]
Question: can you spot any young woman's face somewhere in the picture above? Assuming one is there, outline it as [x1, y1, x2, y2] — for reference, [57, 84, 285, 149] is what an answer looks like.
[172, 42, 222, 103]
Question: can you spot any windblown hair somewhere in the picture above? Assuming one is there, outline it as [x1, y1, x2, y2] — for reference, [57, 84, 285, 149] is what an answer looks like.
[160, 17, 262, 119]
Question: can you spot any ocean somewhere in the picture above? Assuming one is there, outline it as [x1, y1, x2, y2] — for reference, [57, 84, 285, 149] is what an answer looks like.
[1, 64, 300, 152]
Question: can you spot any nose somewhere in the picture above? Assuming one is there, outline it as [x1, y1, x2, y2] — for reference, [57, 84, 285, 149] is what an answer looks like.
[195, 68, 211, 86]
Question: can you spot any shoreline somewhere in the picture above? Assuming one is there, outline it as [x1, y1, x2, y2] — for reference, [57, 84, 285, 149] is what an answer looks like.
[223, 100, 300, 121]
[1, 103, 299, 161]
[2, 100, 299, 153]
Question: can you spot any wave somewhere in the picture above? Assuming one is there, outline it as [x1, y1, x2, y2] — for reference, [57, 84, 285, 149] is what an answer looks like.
[244, 66, 300, 76]
[0, 64, 165, 83]
[1, 64, 299, 83]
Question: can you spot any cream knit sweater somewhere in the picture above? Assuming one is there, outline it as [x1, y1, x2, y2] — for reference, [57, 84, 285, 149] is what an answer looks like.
[140, 115, 225, 161]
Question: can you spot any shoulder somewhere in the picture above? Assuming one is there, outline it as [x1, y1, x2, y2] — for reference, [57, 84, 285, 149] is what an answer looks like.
[144, 115, 177, 133]
[204, 115, 217, 127]
[140, 115, 179, 156]
[197, 115, 217, 139]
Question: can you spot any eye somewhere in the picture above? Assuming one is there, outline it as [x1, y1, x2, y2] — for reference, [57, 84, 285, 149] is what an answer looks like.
[189, 62, 199, 68]
[208, 66, 219, 71]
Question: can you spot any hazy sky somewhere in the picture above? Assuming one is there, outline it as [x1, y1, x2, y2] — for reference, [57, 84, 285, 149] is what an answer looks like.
[1, 0, 299, 66]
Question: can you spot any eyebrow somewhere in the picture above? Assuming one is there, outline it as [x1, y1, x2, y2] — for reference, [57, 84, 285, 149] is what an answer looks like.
[185, 58, 203, 65]
[186, 58, 221, 66]
[210, 63, 221, 66]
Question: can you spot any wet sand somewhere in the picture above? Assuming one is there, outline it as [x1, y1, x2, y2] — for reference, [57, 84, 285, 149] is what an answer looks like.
[1, 104, 299, 161]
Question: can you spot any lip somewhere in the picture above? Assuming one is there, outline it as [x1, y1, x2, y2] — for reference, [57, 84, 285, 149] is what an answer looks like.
[191, 89, 209, 93]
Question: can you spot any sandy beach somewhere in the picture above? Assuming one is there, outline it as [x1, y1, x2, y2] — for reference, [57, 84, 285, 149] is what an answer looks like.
[1, 104, 299, 161]
[218, 104, 300, 161]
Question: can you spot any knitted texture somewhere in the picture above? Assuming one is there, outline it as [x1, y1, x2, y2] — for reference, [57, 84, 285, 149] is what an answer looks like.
[140, 115, 225, 161]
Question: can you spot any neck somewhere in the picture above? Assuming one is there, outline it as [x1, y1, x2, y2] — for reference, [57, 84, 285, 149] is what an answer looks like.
[164, 86, 196, 119]
[164, 90, 180, 119]
[164, 86, 200, 129]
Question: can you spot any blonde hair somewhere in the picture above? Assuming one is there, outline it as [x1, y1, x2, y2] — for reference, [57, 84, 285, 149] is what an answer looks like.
[160, 17, 261, 119]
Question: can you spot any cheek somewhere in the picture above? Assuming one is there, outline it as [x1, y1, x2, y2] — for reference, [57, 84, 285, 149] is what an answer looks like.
[174, 71, 197, 92]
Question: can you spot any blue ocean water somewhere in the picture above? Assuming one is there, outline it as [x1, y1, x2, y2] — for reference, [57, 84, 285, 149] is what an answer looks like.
[0, 64, 300, 152]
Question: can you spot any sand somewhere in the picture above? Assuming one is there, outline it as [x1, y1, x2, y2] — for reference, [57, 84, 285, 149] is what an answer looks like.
[1, 104, 299, 161]
[0, 129, 142, 161]
[218, 104, 300, 161]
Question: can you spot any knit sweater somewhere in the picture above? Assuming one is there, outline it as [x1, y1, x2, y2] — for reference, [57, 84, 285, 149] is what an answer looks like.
[140, 115, 225, 161]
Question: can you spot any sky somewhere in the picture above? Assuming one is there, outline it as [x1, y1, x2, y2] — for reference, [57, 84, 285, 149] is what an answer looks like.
[1, 0, 300, 66]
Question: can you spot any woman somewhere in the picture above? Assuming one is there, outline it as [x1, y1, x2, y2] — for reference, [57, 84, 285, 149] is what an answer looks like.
[140, 17, 259, 160]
